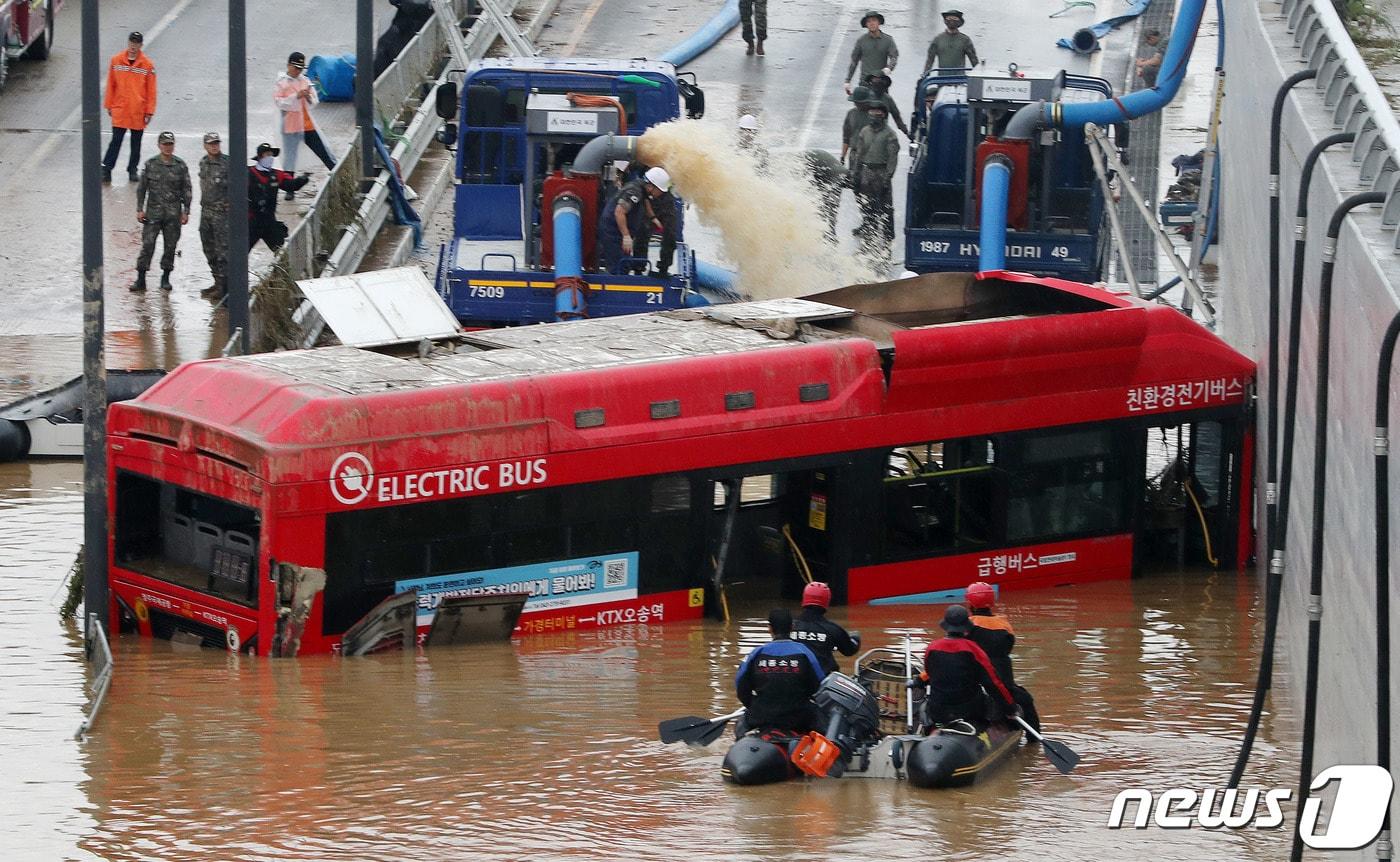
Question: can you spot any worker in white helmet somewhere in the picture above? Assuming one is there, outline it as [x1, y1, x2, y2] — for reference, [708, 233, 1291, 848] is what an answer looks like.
[598, 165, 673, 275]
[736, 113, 770, 173]
[645, 165, 683, 279]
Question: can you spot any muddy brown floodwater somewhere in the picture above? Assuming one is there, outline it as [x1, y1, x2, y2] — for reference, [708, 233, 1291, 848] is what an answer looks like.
[1, 460, 1300, 862]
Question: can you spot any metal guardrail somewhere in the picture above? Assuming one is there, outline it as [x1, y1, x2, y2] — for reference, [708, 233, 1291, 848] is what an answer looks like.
[1280, 0, 1400, 240]
[284, 0, 558, 347]
[75, 612, 113, 739]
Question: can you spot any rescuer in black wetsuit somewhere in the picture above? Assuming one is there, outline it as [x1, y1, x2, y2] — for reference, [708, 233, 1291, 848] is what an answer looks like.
[964, 581, 1041, 735]
[734, 608, 827, 737]
[791, 582, 861, 674]
[921, 604, 1017, 729]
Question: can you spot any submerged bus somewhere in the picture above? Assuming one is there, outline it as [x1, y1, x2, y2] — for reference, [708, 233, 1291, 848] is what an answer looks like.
[105, 272, 1254, 655]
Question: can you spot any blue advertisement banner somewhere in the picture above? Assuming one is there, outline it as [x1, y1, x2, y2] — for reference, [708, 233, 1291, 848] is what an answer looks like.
[396, 552, 640, 627]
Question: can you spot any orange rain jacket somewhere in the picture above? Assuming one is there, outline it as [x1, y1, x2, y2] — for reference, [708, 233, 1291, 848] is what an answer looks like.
[104, 49, 157, 130]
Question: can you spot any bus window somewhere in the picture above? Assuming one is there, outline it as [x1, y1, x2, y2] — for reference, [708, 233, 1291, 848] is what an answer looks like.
[714, 475, 778, 507]
[883, 437, 997, 557]
[1005, 427, 1127, 543]
[113, 471, 260, 606]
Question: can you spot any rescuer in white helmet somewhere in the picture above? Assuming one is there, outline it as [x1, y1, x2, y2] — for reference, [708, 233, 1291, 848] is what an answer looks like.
[598, 166, 673, 275]
[736, 113, 770, 173]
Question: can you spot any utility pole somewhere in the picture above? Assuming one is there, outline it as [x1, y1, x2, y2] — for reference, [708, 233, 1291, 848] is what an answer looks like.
[357, 0, 374, 191]
[80, 0, 108, 649]
[228, 0, 250, 354]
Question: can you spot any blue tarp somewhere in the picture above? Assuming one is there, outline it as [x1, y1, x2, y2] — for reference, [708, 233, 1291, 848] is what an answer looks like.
[374, 127, 423, 249]
[1055, 0, 1152, 51]
[308, 53, 357, 101]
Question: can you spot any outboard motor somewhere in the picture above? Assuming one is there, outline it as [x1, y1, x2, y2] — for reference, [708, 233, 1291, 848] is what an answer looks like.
[792, 673, 881, 777]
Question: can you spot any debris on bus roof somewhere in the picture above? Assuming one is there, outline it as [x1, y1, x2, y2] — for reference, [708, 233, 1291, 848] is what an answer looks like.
[296, 267, 461, 348]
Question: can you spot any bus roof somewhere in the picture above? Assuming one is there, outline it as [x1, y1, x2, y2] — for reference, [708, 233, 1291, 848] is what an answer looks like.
[109, 273, 1254, 485]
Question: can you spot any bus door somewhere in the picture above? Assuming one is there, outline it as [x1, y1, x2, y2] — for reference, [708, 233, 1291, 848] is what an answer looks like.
[1135, 415, 1247, 572]
[703, 464, 845, 613]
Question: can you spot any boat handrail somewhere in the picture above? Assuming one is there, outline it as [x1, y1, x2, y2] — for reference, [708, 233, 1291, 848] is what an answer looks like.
[854, 645, 917, 679]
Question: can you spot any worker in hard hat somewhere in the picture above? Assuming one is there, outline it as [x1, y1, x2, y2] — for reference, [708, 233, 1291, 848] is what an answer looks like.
[648, 172, 683, 279]
[597, 165, 672, 275]
[850, 103, 899, 258]
[736, 113, 770, 173]
[964, 581, 1041, 735]
[791, 582, 861, 674]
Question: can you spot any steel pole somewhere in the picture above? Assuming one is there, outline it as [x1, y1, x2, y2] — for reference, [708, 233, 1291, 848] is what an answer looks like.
[227, 0, 249, 354]
[357, 0, 374, 189]
[80, 0, 108, 649]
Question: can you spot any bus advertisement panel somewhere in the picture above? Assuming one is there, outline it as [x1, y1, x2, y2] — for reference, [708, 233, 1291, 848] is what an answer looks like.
[397, 551, 641, 627]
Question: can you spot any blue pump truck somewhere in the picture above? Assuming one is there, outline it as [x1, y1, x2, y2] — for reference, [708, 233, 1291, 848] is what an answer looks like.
[433, 58, 711, 326]
[904, 67, 1122, 282]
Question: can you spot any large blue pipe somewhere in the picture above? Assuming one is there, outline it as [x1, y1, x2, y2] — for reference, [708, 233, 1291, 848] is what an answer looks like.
[978, 157, 1012, 272]
[553, 195, 586, 319]
[659, 0, 740, 68]
[1006, 0, 1207, 135]
[694, 259, 736, 294]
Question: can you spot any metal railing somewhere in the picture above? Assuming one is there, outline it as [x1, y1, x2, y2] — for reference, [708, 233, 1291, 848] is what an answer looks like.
[1281, 0, 1400, 241]
[277, 0, 560, 348]
[75, 612, 113, 739]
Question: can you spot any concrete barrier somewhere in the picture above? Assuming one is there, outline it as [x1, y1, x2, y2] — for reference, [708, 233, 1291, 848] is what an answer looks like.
[1220, 0, 1400, 798]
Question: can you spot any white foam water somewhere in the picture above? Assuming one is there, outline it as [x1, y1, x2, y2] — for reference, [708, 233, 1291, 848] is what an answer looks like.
[638, 120, 878, 299]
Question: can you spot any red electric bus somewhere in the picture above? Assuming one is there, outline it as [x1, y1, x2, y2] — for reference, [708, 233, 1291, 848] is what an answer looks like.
[105, 272, 1254, 655]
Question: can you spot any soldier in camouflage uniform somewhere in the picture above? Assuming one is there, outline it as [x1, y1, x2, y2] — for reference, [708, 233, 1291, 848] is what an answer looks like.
[132, 130, 191, 291]
[198, 131, 230, 297]
[851, 104, 900, 258]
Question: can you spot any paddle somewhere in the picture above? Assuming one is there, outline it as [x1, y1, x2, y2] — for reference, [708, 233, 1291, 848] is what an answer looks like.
[1011, 714, 1081, 774]
[658, 709, 746, 746]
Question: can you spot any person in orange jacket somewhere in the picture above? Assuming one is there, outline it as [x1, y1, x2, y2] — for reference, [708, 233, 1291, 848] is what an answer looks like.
[102, 31, 158, 184]
[964, 581, 1041, 735]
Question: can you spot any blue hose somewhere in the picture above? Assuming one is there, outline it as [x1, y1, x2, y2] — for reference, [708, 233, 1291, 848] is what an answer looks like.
[659, 0, 741, 68]
[553, 198, 586, 318]
[694, 258, 737, 293]
[1007, 0, 1207, 137]
[978, 158, 1012, 272]
[1059, 0, 1206, 125]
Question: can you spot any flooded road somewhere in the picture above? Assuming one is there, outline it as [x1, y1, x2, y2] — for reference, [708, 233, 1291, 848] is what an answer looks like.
[1, 461, 1301, 861]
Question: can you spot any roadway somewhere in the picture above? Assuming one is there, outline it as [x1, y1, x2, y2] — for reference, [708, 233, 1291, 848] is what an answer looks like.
[0, 0, 383, 401]
[524, 0, 1138, 268]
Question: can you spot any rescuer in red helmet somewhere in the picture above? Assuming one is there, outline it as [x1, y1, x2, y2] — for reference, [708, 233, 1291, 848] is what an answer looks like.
[964, 581, 1041, 735]
[790, 581, 861, 674]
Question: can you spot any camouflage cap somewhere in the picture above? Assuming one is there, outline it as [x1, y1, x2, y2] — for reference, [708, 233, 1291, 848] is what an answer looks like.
[157, 131, 175, 144]
[203, 131, 221, 144]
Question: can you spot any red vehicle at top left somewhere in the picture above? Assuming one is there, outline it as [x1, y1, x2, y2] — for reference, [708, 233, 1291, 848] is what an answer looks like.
[0, 0, 60, 90]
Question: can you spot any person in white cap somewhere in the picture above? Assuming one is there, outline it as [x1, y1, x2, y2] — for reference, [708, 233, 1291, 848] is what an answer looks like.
[736, 113, 770, 172]
[597, 166, 672, 274]
[645, 166, 683, 279]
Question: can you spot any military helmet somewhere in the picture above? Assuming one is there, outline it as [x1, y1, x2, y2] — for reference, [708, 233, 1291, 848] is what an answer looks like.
[848, 85, 877, 104]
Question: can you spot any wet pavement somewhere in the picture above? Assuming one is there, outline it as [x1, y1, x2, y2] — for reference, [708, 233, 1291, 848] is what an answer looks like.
[0, 0, 384, 398]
